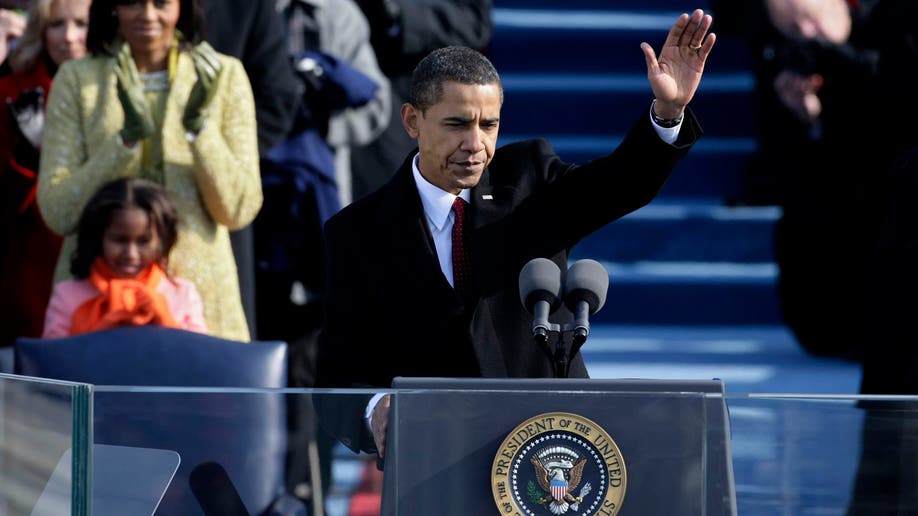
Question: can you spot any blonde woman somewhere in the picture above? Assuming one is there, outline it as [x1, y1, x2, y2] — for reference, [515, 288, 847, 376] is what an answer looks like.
[0, 0, 89, 347]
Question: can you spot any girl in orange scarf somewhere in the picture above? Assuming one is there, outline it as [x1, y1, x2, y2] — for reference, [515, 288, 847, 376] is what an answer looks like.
[42, 177, 207, 337]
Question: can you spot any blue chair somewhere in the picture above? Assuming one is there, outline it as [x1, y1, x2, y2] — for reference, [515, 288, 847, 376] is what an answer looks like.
[15, 326, 306, 516]
[0, 346, 13, 373]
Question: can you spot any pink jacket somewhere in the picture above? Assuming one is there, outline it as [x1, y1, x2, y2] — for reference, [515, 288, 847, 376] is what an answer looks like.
[42, 275, 208, 338]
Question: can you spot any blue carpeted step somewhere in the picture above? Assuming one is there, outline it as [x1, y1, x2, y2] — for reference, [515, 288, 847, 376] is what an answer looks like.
[490, 2, 778, 327]
[494, 0, 713, 11]
[580, 324, 859, 393]
[573, 203, 780, 263]
[490, 5, 758, 201]
[490, 7, 750, 75]
[498, 73, 755, 138]
[584, 260, 781, 325]
[497, 133, 756, 200]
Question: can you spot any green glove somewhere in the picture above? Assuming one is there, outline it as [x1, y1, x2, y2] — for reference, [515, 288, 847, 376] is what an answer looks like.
[113, 42, 154, 143]
[183, 42, 223, 133]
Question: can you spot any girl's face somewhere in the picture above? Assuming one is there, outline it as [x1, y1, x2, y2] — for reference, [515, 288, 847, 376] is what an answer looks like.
[102, 207, 161, 278]
[115, 0, 180, 60]
[45, 0, 90, 66]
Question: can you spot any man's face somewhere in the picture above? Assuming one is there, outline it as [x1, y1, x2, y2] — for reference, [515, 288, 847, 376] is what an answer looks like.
[766, 0, 850, 43]
[402, 81, 501, 195]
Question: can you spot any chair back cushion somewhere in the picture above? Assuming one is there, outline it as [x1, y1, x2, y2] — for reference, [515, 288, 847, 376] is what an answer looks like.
[15, 326, 287, 388]
[14, 326, 293, 515]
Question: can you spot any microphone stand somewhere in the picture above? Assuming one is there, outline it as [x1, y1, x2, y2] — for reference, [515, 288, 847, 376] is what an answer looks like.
[554, 331, 569, 378]
[569, 331, 587, 371]
[534, 323, 587, 378]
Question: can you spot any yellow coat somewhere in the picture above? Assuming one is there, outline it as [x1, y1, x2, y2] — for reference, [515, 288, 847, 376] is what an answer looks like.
[38, 50, 262, 342]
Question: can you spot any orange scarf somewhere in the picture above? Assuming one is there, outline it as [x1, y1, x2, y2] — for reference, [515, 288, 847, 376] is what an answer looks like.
[70, 258, 180, 335]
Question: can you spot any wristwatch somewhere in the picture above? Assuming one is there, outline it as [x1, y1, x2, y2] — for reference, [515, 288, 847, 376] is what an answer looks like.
[650, 100, 683, 128]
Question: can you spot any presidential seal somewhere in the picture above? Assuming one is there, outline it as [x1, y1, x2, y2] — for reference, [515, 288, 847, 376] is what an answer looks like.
[491, 412, 626, 516]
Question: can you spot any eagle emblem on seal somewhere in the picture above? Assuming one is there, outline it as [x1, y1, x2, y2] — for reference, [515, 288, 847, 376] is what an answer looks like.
[491, 413, 625, 516]
[530, 446, 592, 514]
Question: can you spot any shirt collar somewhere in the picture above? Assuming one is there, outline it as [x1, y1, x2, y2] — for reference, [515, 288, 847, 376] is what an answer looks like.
[412, 153, 472, 232]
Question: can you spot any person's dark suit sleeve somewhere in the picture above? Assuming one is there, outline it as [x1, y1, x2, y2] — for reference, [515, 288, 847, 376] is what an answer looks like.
[859, 146, 918, 394]
[232, 0, 302, 154]
[314, 212, 378, 454]
[508, 105, 702, 254]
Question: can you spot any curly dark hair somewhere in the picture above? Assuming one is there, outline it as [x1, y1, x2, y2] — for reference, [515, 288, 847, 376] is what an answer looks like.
[409, 46, 503, 113]
[86, 0, 206, 55]
[70, 178, 179, 278]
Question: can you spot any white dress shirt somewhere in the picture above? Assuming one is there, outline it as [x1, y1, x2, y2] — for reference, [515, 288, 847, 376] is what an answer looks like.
[411, 154, 473, 287]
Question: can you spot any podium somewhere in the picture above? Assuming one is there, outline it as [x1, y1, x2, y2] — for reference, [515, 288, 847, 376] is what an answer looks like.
[381, 378, 737, 516]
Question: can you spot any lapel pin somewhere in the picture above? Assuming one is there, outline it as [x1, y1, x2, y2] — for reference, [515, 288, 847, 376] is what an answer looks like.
[482, 194, 493, 200]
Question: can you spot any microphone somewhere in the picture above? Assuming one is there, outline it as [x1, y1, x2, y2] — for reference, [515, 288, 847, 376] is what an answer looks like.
[189, 462, 250, 516]
[563, 259, 609, 343]
[519, 258, 562, 342]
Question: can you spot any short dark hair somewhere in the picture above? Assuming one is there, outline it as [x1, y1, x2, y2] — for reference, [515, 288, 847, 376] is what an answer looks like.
[70, 178, 179, 278]
[409, 46, 503, 113]
[87, 0, 206, 55]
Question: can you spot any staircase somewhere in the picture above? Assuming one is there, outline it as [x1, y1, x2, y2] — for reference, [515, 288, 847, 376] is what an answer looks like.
[489, 0, 789, 347]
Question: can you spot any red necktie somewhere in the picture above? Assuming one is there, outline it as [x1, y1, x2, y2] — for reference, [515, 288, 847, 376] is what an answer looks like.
[451, 197, 471, 294]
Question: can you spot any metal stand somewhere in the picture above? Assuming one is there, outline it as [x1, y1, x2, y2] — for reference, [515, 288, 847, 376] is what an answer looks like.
[535, 321, 588, 378]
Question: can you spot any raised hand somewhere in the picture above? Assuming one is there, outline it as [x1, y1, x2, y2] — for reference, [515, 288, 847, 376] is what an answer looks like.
[113, 42, 155, 144]
[640, 9, 715, 119]
[183, 42, 223, 133]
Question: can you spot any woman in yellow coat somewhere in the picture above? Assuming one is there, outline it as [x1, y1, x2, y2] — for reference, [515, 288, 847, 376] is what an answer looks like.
[37, 0, 261, 342]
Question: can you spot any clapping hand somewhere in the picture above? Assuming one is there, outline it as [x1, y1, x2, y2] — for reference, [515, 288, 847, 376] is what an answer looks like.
[774, 69, 824, 124]
[183, 42, 222, 134]
[0, 9, 25, 64]
[640, 9, 715, 119]
[113, 42, 155, 144]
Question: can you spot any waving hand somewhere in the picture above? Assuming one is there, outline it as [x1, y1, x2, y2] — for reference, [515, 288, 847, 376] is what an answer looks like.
[640, 9, 715, 119]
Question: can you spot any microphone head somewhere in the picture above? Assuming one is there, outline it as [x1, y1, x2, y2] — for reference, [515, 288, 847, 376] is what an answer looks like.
[563, 259, 609, 314]
[519, 257, 562, 313]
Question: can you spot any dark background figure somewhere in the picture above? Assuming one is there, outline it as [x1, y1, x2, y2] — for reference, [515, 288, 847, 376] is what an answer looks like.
[349, 0, 493, 201]
[711, 0, 836, 208]
[713, 0, 918, 360]
[859, 144, 918, 397]
[258, 0, 389, 361]
[202, 0, 304, 337]
[847, 145, 918, 515]
[259, 0, 390, 511]
[714, 2, 918, 508]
